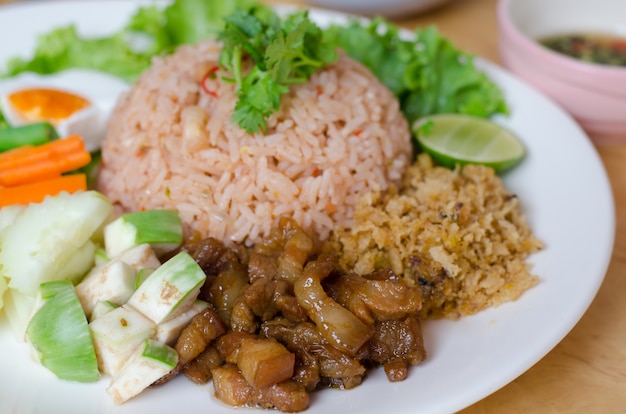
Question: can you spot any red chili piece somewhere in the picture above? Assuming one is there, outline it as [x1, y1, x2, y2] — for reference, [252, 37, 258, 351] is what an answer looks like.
[201, 66, 220, 98]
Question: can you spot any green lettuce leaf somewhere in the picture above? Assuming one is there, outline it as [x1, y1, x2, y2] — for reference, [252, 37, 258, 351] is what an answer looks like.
[323, 19, 508, 125]
[1, 0, 260, 83]
[2, 25, 153, 83]
[163, 0, 259, 45]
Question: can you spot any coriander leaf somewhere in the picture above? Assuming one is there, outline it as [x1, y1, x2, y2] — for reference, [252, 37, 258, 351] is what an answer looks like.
[266, 21, 316, 84]
[233, 67, 288, 133]
[218, 8, 338, 133]
[219, 9, 269, 76]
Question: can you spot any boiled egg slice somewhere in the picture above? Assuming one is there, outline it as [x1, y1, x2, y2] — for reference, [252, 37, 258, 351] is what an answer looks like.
[0, 69, 129, 151]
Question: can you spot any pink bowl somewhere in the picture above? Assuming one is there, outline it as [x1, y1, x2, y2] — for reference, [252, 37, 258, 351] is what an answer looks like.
[497, 0, 626, 144]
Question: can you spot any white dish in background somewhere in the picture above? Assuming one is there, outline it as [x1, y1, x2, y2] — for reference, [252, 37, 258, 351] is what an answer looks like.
[0, 1, 615, 414]
[304, 0, 456, 18]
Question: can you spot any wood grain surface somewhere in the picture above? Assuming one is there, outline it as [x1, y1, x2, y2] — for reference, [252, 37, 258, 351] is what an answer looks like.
[0, 0, 624, 411]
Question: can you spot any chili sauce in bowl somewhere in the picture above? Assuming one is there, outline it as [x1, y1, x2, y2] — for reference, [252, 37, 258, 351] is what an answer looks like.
[497, 0, 626, 144]
[541, 33, 626, 67]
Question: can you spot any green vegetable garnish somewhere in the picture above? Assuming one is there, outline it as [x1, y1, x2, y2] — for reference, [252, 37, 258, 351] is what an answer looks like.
[163, 0, 259, 45]
[218, 8, 338, 133]
[324, 19, 509, 125]
[0, 0, 258, 83]
[25, 280, 100, 382]
[412, 114, 525, 173]
[0, 122, 58, 152]
[0, 109, 8, 129]
[2, 25, 155, 83]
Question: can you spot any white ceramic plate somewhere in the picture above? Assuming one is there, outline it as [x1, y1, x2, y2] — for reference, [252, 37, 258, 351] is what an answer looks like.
[0, 2, 615, 413]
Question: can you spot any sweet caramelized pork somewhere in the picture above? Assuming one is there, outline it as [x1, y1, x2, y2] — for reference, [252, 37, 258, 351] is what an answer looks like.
[187, 237, 249, 326]
[183, 345, 223, 384]
[368, 317, 426, 381]
[176, 306, 226, 366]
[261, 318, 366, 390]
[158, 219, 427, 411]
[294, 257, 374, 356]
[212, 365, 309, 412]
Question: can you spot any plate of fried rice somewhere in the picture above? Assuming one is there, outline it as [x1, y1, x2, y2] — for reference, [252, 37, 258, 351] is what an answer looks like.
[0, 1, 615, 414]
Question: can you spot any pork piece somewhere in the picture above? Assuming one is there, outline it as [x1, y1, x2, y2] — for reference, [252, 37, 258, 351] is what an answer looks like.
[183, 345, 223, 384]
[294, 256, 374, 356]
[262, 318, 366, 390]
[231, 277, 309, 333]
[212, 364, 309, 413]
[230, 290, 259, 333]
[231, 221, 313, 332]
[187, 237, 249, 326]
[248, 217, 315, 283]
[291, 353, 321, 392]
[324, 270, 426, 382]
[325, 272, 423, 324]
[214, 331, 296, 389]
[176, 306, 226, 366]
[237, 337, 296, 389]
[216, 331, 260, 364]
[208, 264, 249, 327]
[368, 316, 427, 382]
[152, 307, 227, 387]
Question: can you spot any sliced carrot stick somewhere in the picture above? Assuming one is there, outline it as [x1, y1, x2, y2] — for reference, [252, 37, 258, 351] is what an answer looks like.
[0, 145, 38, 167]
[0, 149, 90, 186]
[0, 174, 87, 207]
[0, 135, 90, 187]
[0, 134, 85, 171]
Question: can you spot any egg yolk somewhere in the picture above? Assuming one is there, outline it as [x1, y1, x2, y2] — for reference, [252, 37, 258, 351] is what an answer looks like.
[7, 88, 91, 124]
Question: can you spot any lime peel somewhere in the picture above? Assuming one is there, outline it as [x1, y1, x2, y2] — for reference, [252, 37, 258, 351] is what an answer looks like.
[413, 114, 525, 173]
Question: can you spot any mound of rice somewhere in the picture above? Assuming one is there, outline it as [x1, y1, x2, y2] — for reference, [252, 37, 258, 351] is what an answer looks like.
[329, 153, 543, 319]
[97, 39, 412, 245]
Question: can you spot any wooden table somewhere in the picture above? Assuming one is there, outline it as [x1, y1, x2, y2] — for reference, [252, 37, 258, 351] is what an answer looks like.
[271, 0, 626, 411]
[1, 0, 624, 411]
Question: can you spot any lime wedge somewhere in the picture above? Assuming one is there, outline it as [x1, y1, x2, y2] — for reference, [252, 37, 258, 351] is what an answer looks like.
[412, 114, 525, 173]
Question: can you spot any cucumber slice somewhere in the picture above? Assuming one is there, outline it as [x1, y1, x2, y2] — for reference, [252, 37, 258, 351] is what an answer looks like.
[94, 247, 110, 267]
[155, 300, 209, 345]
[89, 304, 156, 376]
[58, 240, 97, 285]
[104, 210, 183, 258]
[117, 243, 161, 272]
[90, 300, 118, 322]
[0, 190, 113, 296]
[3, 287, 35, 341]
[0, 204, 24, 233]
[134, 268, 153, 289]
[126, 251, 206, 324]
[25, 280, 99, 382]
[106, 338, 178, 405]
[75, 260, 136, 318]
[0, 276, 6, 310]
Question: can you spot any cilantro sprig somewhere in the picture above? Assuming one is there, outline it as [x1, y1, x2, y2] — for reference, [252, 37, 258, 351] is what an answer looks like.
[218, 8, 338, 133]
